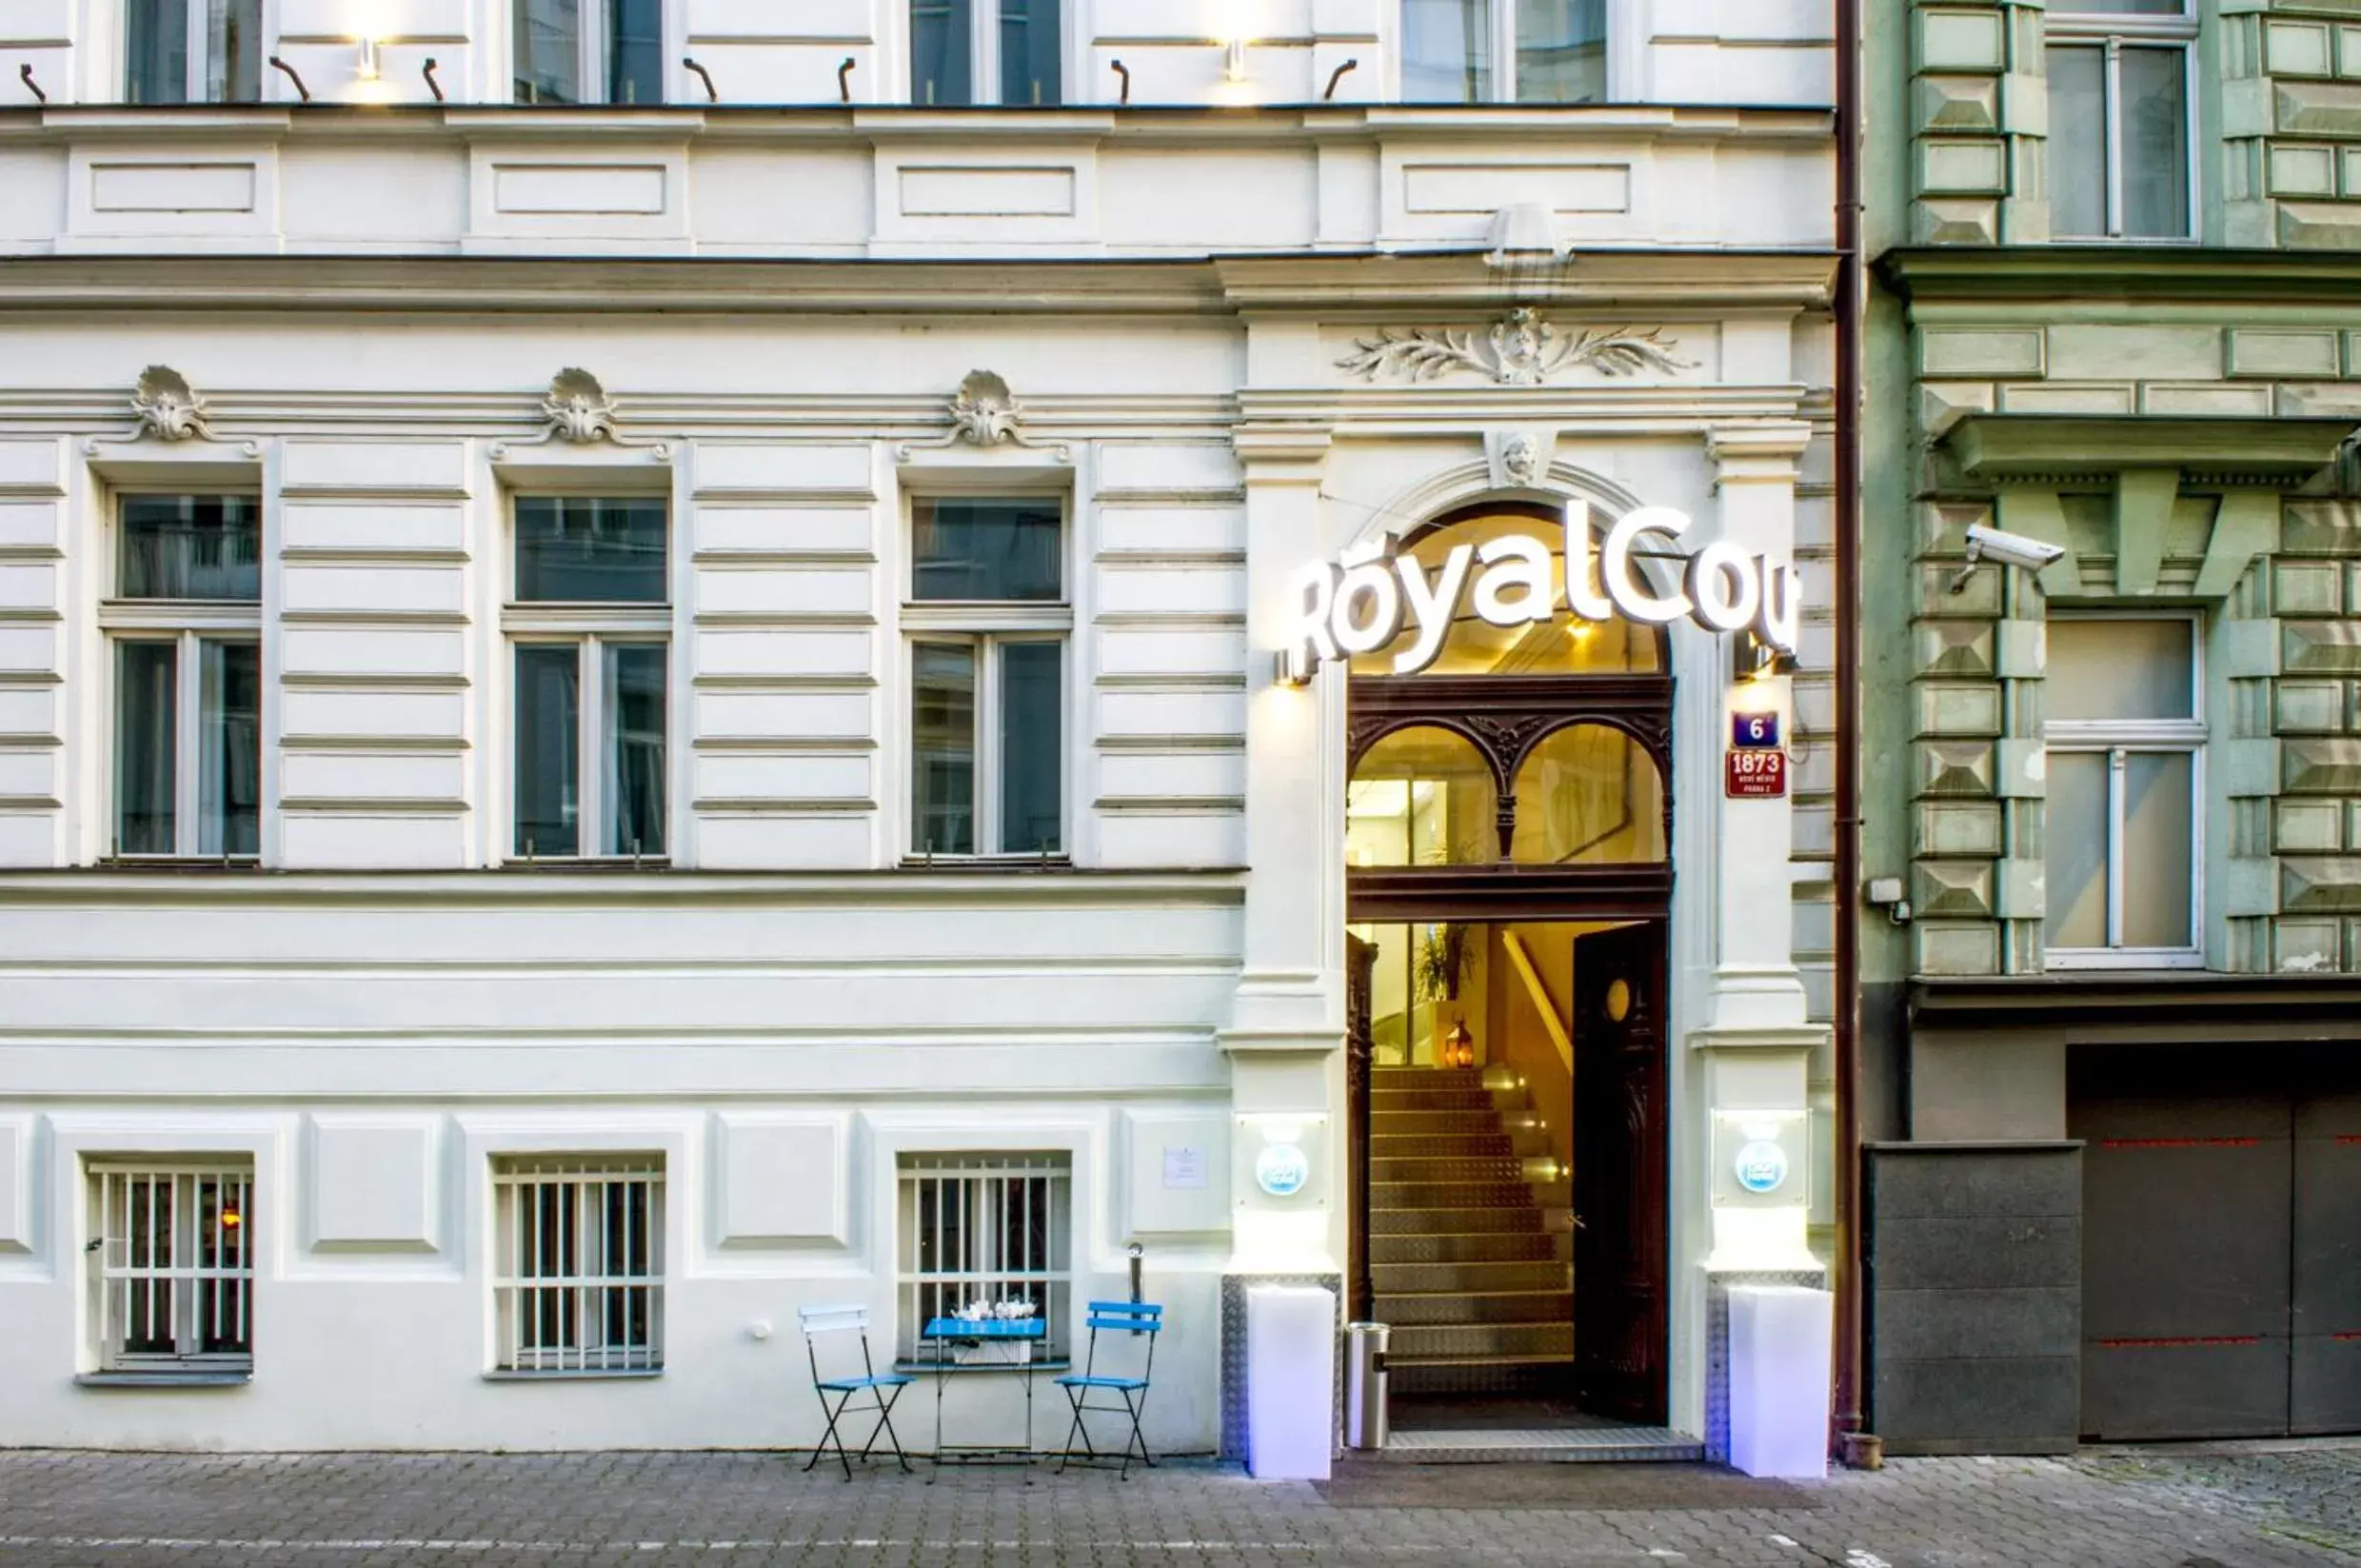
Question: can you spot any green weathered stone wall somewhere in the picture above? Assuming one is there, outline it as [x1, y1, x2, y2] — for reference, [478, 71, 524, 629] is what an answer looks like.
[1892, 297, 2361, 976]
[1907, 0, 2361, 251]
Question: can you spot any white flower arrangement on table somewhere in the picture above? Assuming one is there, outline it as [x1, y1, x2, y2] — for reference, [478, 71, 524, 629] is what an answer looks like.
[948, 1298, 1041, 1363]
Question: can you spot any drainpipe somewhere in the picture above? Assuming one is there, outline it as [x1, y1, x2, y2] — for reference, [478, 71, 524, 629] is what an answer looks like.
[1830, 0, 1870, 1466]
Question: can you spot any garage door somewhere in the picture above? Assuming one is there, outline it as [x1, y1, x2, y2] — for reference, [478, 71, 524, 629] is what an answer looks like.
[2072, 1045, 2361, 1441]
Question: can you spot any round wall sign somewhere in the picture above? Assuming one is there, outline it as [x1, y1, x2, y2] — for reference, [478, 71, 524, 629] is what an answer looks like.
[1733, 1140, 1790, 1196]
[1604, 978, 1633, 1022]
[1255, 1142, 1311, 1199]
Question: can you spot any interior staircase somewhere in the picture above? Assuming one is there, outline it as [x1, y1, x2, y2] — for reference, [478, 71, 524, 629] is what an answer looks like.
[1368, 1063, 1574, 1397]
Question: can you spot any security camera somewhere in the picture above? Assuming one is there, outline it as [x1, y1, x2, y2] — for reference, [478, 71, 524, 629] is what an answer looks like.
[1950, 523, 2066, 592]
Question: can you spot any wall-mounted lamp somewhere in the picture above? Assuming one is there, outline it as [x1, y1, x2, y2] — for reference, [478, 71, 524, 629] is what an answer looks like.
[1224, 38, 1249, 84]
[1733, 626, 1797, 685]
[1274, 649, 1312, 687]
[355, 37, 380, 80]
[1865, 877, 1912, 927]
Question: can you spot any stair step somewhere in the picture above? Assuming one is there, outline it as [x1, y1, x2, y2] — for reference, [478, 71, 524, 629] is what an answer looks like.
[1369, 1231, 1570, 1264]
[1370, 1260, 1571, 1294]
[1369, 1132, 1515, 1159]
[1373, 1289, 1575, 1326]
[1387, 1360, 1576, 1399]
[1373, 1181, 1556, 1209]
[1370, 1066, 1486, 1087]
[1369, 1109, 1509, 1135]
[1386, 1322, 1574, 1360]
[1372, 1207, 1542, 1236]
[1370, 1156, 1531, 1183]
[1372, 1088, 1498, 1112]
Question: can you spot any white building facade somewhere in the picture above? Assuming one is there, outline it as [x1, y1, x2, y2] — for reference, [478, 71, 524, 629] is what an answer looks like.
[0, 0, 1835, 1455]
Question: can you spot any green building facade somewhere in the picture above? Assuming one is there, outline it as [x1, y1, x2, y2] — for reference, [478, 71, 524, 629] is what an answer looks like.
[1862, 0, 2361, 1453]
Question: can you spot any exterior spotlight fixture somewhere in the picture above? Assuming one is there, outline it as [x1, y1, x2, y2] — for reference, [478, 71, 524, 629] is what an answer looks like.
[356, 37, 380, 80]
[1224, 38, 1249, 84]
[1274, 649, 1312, 687]
[1734, 626, 1797, 684]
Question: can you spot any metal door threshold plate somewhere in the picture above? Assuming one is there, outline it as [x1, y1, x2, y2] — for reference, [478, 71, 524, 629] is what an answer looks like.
[1376, 1425, 1703, 1463]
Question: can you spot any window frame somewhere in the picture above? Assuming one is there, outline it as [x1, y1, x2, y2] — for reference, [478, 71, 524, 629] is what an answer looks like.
[2042, 609, 2206, 970]
[894, 1151, 1072, 1366]
[102, 490, 265, 863]
[2045, 1, 2201, 243]
[503, 494, 672, 865]
[1397, 0, 1609, 106]
[488, 1154, 666, 1377]
[908, 0, 1067, 107]
[88, 1160, 256, 1377]
[901, 494, 1073, 863]
[123, 0, 265, 105]
[512, 0, 665, 106]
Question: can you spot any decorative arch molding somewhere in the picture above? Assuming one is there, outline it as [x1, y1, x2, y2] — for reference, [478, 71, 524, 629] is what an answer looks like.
[1342, 458, 1684, 603]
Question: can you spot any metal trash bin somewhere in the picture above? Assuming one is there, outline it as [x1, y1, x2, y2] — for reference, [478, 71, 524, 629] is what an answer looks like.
[1343, 1321, 1391, 1450]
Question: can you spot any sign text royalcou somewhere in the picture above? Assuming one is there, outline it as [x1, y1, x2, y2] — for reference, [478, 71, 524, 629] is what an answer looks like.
[1285, 503, 1801, 681]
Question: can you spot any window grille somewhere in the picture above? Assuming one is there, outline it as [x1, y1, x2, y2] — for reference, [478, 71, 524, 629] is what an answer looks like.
[492, 1156, 665, 1374]
[92, 1162, 254, 1372]
[895, 1153, 1071, 1361]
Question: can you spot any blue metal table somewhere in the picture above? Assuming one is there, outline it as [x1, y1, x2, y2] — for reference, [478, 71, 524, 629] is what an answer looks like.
[917, 1317, 1050, 1476]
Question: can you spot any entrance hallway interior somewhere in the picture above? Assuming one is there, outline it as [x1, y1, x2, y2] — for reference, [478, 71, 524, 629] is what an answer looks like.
[1351, 918, 1694, 1461]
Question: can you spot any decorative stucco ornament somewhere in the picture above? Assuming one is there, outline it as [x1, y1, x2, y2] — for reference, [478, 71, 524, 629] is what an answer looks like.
[493, 368, 670, 460]
[86, 367, 258, 456]
[1338, 308, 1692, 387]
[1501, 435, 1541, 486]
[1484, 427, 1561, 491]
[897, 369, 1072, 464]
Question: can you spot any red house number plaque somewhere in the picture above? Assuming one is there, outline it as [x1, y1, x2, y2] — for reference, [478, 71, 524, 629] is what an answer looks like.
[1725, 748, 1788, 799]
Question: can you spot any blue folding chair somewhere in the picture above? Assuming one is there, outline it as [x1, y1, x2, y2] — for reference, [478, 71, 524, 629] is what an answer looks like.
[1054, 1300, 1162, 1478]
[798, 1304, 914, 1479]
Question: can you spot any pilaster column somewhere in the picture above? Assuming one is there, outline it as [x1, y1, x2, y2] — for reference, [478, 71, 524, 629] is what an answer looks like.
[1223, 418, 1341, 1278]
[1693, 422, 1825, 1278]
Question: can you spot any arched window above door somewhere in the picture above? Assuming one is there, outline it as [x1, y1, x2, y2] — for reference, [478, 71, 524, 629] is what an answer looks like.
[1347, 725, 1498, 867]
[1510, 724, 1667, 864]
[1344, 508, 1667, 679]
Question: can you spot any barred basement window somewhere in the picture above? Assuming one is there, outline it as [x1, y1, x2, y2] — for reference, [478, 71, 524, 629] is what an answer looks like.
[90, 1162, 254, 1375]
[492, 1156, 665, 1375]
[895, 1153, 1071, 1362]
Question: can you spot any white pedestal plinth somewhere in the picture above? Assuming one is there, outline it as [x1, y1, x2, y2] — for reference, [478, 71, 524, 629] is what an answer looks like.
[1727, 1284, 1833, 1479]
[1244, 1285, 1335, 1480]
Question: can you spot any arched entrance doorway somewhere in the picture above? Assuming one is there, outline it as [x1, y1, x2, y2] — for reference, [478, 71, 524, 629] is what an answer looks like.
[1343, 502, 1674, 1428]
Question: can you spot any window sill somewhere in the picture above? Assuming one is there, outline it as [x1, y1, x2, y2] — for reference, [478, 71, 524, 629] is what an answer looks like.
[77, 1370, 251, 1388]
[482, 1367, 665, 1381]
[898, 856, 1073, 872]
[96, 858, 264, 873]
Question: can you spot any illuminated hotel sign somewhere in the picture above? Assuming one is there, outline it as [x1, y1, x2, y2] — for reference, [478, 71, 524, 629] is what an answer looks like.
[1285, 502, 1801, 681]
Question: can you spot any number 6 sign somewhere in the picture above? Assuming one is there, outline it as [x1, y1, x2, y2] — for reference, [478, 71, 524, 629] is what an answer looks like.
[1731, 712, 1781, 749]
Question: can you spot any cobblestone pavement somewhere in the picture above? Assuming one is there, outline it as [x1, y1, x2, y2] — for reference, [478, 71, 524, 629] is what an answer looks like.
[1, 1443, 2357, 1568]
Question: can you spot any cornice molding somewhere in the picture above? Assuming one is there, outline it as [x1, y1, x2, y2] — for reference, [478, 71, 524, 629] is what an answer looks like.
[1880, 246, 2361, 305]
[0, 102, 1834, 149]
[1944, 413, 2357, 483]
[0, 251, 1840, 317]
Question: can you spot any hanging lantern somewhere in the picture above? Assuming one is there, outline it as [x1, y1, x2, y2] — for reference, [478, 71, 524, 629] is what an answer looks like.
[1444, 1021, 1475, 1069]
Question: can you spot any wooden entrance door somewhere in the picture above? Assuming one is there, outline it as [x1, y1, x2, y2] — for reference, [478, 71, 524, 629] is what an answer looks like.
[1572, 921, 1670, 1425]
